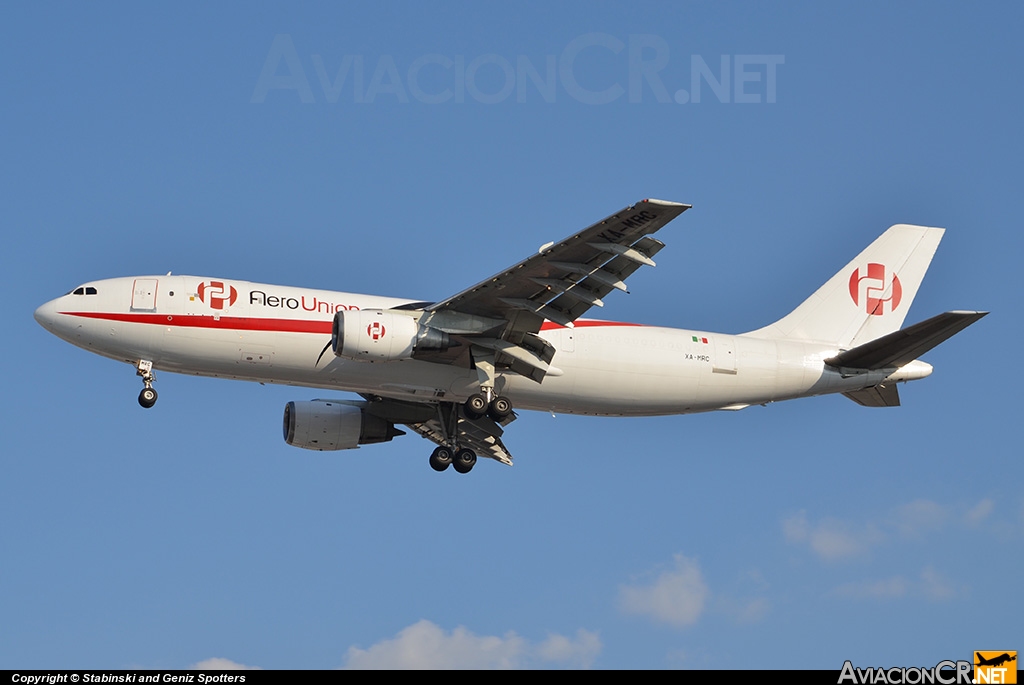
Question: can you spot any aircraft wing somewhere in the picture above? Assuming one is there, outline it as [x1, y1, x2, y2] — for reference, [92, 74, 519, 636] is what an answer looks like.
[404, 412, 516, 466]
[417, 198, 690, 382]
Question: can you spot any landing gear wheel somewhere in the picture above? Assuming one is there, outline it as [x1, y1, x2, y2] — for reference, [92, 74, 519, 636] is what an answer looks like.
[487, 396, 513, 421]
[463, 393, 488, 420]
[135, 360, 157, 409]
[453, 448, 477, 474]
[138, 387, 158, 409]
[429, 446, 454, 472]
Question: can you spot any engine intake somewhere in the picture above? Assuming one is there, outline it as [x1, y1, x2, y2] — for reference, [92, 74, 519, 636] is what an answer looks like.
[283, 400, 405, 451]
[332, 309, 452, 361]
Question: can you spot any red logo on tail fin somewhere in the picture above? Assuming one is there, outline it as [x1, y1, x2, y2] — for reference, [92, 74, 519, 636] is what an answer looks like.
[849, 264, 902, 316]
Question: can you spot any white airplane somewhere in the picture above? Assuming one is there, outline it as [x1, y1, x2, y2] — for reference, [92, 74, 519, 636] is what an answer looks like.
[34, 200, 986, 473]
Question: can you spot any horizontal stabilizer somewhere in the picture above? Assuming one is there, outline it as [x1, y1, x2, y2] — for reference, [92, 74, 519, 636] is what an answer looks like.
[844, 384, 901, 407]
[825, 311, 987, 370]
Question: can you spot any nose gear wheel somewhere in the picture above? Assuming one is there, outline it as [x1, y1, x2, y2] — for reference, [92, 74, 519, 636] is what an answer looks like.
[136, 360, 158, 408]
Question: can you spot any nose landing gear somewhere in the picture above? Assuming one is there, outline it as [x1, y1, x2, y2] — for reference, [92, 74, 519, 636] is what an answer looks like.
[136, 360, 158, 408]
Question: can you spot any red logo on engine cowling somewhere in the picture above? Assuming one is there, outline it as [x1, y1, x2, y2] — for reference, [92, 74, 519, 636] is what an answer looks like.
[849, 263, 902, 316]
[367, 321, 386, 341]
[197, 281, 238, 310]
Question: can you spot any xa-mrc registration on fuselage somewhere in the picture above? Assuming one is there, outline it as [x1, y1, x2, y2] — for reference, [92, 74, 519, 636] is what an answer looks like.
[34, 199, 986, 474]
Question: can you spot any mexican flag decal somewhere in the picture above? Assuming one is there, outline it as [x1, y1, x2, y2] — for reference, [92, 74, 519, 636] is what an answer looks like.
[692, 335, 709, 344]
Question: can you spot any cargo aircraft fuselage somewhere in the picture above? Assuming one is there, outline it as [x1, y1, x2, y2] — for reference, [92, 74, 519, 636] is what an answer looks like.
[34, 200, 985, 473]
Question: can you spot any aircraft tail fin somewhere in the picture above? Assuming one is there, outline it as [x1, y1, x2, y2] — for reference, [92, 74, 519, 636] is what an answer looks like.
[745, 224, 945, 347]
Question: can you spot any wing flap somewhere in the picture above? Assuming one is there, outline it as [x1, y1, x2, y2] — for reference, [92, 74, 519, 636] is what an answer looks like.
[472, 337, 558, 382]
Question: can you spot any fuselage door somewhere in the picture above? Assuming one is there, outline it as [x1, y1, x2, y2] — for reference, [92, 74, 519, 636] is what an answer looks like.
[712, 335, 737, 374]
[560, 329, 575, 353]
[131, 278, 158, 311]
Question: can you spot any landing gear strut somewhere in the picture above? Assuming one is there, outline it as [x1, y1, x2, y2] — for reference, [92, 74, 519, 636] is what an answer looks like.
[136, 360, 158, 408]
[466, 351, 513, 423]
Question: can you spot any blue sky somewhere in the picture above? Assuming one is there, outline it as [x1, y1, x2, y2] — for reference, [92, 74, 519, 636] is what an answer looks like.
[2, 1, 1021, 670]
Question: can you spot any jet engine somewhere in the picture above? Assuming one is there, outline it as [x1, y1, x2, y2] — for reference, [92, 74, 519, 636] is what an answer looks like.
[331, 309, 452, 361]
[283, 400, 405, 451]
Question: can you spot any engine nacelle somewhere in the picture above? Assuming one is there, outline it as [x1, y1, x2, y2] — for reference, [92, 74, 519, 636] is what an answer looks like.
[283, 400, 404, 451]
[331, 309, 451, 361]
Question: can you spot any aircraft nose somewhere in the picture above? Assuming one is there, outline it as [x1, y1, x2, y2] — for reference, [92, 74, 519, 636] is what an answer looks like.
[34, 299, 58, 332]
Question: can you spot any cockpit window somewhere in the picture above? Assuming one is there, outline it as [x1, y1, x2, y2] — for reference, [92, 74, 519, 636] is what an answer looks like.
[73, 287, 85, 295]
[70, 286, 98, 295]
[85, 287, 97, 295]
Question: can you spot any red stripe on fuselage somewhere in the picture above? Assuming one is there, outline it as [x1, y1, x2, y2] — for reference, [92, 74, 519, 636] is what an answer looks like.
[539, 320, 643, 331]
[62, 311, 333, 334]
[61, 312, 644, 334]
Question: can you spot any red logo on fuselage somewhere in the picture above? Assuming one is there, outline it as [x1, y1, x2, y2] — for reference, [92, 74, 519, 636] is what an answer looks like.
[849, 263, 902, 316]
[197, 281, 238, 310]
[367, 321, 386, 341]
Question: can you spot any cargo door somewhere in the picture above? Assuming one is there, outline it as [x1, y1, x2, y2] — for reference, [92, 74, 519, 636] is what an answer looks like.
[131, 279, 158, 312]
[712, 335, 737, 375]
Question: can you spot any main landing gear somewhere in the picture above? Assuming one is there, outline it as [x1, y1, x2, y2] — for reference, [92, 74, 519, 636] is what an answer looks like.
[430, 446, 481, 473]
[427, 393, 513, 474]
[461, 393, 513, 422]
[429, 446, 454, 471]
[429, 445, 479, 474]
[136, 360, 158, 408]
